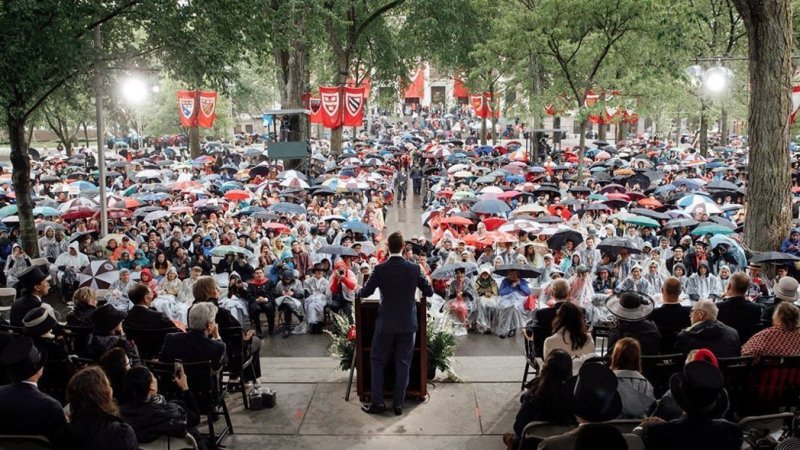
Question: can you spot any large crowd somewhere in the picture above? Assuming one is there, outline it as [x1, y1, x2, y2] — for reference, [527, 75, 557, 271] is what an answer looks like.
[0, 125, 799, 449]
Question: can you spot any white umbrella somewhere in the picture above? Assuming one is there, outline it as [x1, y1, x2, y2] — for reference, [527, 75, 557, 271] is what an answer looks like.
[144, 210, 171, 222]
[135, 169, 162, 180]
[279, 177, 310, 189]
[78, 260, 119, 290]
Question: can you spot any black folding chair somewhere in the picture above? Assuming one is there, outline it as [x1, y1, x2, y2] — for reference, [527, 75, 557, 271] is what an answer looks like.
[219, 326, 258, 408]
[717, 355, 755, 419]
[521, 321, 547, 389]
[124, 326, 181, 361]
[750, 355, 800, 414]
[147, 360, 233, 445]
[641, 353, 685, 398]
[38, 358, 75, 405]
[591, 324, 615, 357]
[0, 435, 51, 450]
[61, 325, 93, 357]
[656, 326, 681, 355]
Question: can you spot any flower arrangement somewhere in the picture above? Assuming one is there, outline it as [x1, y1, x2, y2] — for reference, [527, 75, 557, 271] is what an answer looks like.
[325, 311, 357, 371]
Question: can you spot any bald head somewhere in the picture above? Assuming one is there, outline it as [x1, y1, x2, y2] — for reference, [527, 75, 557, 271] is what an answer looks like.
[661, 277, 682, 303]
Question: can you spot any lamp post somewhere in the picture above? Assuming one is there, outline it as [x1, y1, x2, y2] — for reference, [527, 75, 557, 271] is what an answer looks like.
[685, 64, 733, 154]
[122, 77, 148, 150]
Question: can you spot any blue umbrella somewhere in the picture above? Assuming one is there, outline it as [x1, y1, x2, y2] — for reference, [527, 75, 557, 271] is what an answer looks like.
[32, 206, 60, 217]
[71, 181, 97, 192]
[0, 205, 17, 218]
[219, 181, 244, 193]
[676, 193, 714, 208]
[471, 199, 511, 215]
[268, 202, 307, 215]
[671, 178, 703, 190]
[342, 220, 377, 235]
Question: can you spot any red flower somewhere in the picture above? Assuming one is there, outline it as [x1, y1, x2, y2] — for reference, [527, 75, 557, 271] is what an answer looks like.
[346, 325, 357, 341]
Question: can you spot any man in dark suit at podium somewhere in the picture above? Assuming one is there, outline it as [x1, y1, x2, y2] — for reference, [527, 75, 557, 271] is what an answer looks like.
[357, 231, 433, 416]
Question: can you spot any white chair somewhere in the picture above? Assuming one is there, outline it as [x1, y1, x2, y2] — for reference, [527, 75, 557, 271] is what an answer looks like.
[30, 257, 49, 267]
[0, 287, 16, 318]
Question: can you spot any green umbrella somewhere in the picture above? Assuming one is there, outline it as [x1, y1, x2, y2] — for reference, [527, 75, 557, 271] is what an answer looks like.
[0, 205, 17, 218]
[691, 224, 734, 236]
[588, 193, 607, 201]
[210, 245, 256, 258]
[622, 214, 660, 228]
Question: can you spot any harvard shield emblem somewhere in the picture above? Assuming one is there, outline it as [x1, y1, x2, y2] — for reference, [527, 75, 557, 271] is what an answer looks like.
[322, 93, 339, 116]
[200, 96, 216, 118]
[345, 92, 363, 116]
[180, 98, 195, 120]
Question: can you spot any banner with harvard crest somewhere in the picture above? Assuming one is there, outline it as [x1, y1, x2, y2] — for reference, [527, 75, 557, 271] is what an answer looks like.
[177, 90, 197, 127]
[176, 90, 218, 128]
[319, 86, 342, 129]
[342, 86, 366, 127]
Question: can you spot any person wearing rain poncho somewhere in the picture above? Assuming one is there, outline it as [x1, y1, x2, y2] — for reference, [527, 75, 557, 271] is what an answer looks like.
[445, 266, 478, 335]
[496, 269, 530, 338]
[131, 249, 150, 269]
[105, 268, 135, 311]
[567, 265, 594, 310]
[219, 271, 250, 324]
[643, 259, 666, 295]
[718, 265, 732, 292]
[152, 267, 188, 325]
[616, 264, 652, 296]
[274, 269, 307, 338]
[473, 266, 499, 334]
[4, 243, 32, 288]
[54, 241, 89, 284]
[37, 226, 61, 263]
[304, 263, 330, 334]
[671, 262, 689, 291]
[685, 261, 722, 302]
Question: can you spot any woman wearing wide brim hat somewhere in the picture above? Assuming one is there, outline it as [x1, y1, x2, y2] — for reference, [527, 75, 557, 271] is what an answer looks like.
[606, 290, 655, 321]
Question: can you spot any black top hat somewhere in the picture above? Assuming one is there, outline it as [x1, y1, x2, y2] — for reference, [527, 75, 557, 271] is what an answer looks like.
[92, 304, 127, 335]
[670, 360, 729, 417]
[17, 265, 49, 290]
[0, 336, 44, 382]
[564, 362, 622, 422]
[22, 307, 57, 338]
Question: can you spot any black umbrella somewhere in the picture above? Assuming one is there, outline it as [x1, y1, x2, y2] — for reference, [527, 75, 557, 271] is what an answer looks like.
[749, 252, 800, 264]
[664, 218, 699, 229]
[40, 175, 61, 183]
[705, 180, 739, 191]
[597, 237, 642, 255]
[708, 216, 737, 230]
[629, 208, 670, 221]
[547, 229, 584, 250]
[317, 245, 358, 257]
[533, 215, 564, 224]
[133, 206, 163, 218]
[251, 211, 280, 221]
[68, 230, 96, 243]
[493, 264, 541, 279]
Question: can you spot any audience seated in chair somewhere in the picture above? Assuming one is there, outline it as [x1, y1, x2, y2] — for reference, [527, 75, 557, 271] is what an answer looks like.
[742, 302, 800, 359]
[543, 302, 595, 371]
[650, 349, 730, 421]
[123, 284, 178, 331]
[716, 272, 765, 340]
[675, 300, 740, 358]
[87, 304, 141, 366]
[67, 366, 138, 450]
[99, 347, 132, 404]
[66, 287, 97, 328]
[609, 338, 655, 419]
[160, 302, 228, 372]
[606, 291, 662, 356]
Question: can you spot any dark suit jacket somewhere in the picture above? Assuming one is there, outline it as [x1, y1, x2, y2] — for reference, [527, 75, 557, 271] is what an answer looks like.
[650, 303, 692, 331]
[160, 330, 227, 370]
[716, 296, 764, 338]
[123, 304, 176, 331]
[10, 294, 43, 326]
[533, 301, 569, 337]
[645, 417, 742, 450]
[357, 256, 433, 334]
[0, 382, 67, 438]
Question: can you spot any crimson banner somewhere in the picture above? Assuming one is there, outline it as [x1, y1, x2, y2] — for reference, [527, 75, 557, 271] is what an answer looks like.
[319, 86, 342, 129]
[403, 67, 425, 99]
[177, 90, 197, 127]
[197, 91, 217, 128]
[343, 86, 366, 127]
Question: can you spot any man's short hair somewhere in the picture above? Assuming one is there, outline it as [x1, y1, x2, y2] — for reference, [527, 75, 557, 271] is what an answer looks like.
[188, 302, 218, 330]
[729, 272, 751, 295]
[128, 284, 150, 305]
[662, 277, 682, 299]
[387, 231, 404, 254]
[551, 279, 569, 300]
[694, 299, 718, 320]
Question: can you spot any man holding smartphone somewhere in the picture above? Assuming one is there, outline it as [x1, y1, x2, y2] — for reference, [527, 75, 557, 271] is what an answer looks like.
[357, 232, 433, 416]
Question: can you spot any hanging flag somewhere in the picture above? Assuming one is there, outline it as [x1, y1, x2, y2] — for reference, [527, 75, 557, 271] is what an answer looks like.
[544, 104, 557, 116]
[197, 91, 218, 128]
[471, 95, 488, 118]
[791, 86, 800, 124]
[584, 90, 600, 107]
[177, 90, 197, 127]
[319, 86, 342, 129]
[302, 93, 323, 124]
[343, 86, 366, 127]
[403, 67, 425, 99]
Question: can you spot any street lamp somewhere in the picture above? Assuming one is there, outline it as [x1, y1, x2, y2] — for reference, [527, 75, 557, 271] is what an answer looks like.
[121, 77, 148, 150]
[703, 67, 734, 95]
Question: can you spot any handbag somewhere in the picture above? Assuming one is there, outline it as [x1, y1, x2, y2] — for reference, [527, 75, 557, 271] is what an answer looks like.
[331, 280, 345, 309]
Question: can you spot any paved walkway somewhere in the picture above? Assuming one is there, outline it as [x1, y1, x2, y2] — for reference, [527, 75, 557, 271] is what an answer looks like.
[225, 186, 525, 449]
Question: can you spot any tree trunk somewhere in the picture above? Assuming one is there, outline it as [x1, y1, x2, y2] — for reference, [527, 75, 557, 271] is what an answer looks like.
[553, 116, 561, 148]
[720, 106, 729, 146]
[83, 122, 90, 147]
[699, 100, 708, 156]
[189, 126, 201, 158]
[734, 0, 793, 253]
[8, 117, 38, 257]
[480, 115, 487, 146]
[274, 40, 310, 144]
[577, 118, 587, 183]
[598, 123, 607, 141]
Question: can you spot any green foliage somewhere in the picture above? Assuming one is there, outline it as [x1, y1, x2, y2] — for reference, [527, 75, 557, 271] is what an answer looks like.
[426, 314, 457, 373]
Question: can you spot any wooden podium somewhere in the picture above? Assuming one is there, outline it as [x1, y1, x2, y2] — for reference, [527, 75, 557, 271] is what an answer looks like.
[354, 296, 428, 402]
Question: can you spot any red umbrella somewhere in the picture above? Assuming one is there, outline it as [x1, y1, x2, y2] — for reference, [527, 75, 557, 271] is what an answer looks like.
[102, 208, 133, 219]
[263, 222, 290, 233]
[169, 206, 194, 214]
[436, 190, 454, 199]
[113, 198, 142, 209]
[63, 206, 97, 220]
[606, 192, 631, 201]
[171, 180, 202, 191]
[440, 216, 473, 226]
[482, 217, 507, 231]
[638, 197, 663, 209]
[224, 190, 251, 201]
[497, 191, 520, 200]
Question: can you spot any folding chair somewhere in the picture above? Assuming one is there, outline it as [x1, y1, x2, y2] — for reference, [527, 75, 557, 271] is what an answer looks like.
[124, 326, 181, 361]
[219, 326, 258, 408]
[641, 353, 684, 398]
[0, 287, 16, 320]
[0, 435, 51, 450]
[519, 421, 576, 450]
